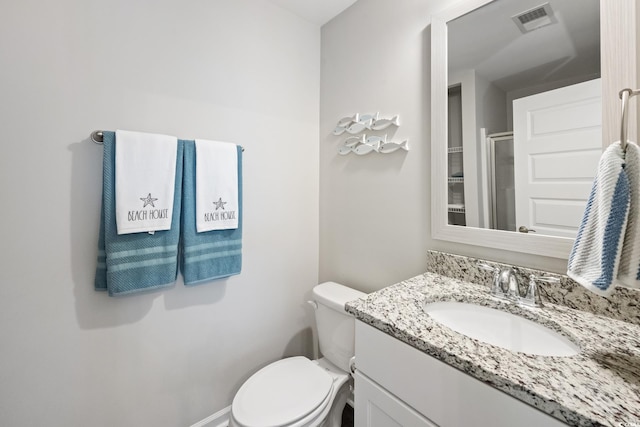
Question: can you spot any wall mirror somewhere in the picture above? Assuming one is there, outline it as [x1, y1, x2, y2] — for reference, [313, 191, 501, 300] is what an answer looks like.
[431, 0, 634, 259]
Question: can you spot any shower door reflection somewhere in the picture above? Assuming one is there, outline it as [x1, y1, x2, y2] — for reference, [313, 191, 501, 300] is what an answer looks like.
[486, 132, 515, 232]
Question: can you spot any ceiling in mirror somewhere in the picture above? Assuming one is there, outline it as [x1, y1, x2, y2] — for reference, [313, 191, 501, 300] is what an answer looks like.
[445, 0, 601, 238]
[449, 0, 600, 93]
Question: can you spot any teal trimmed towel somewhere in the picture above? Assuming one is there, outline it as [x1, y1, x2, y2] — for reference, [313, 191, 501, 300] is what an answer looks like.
[181, 140, 243, 285]
[95, 131, 183, 296]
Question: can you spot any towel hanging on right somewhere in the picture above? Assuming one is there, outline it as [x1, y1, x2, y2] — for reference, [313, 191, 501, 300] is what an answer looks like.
[567, 141, 640, 296]
[616, 141, 640, 288]
[180, 140, 243, 285]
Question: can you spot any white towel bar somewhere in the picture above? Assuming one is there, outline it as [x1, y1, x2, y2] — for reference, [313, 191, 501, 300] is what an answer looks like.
[619, 88, 640, 152]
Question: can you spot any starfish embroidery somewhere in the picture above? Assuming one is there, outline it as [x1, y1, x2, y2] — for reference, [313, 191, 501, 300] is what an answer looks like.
[140, 193, 158, 208]
[213, 197, 227, 210]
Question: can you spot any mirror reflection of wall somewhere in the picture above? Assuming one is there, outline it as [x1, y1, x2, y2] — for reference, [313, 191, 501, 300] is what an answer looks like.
[447, 0, 601, 236]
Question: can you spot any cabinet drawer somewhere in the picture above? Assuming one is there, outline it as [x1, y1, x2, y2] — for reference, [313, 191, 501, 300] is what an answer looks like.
[355, 321, 567, 427]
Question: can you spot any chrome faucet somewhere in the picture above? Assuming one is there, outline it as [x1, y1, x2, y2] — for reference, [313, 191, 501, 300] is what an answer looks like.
[479, 263, 559, 308]
[497, 267, 520, 300]
[479, 264, 518, 299]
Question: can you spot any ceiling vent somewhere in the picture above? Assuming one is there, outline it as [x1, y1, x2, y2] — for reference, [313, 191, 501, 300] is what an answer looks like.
[512, 3, 556, 33]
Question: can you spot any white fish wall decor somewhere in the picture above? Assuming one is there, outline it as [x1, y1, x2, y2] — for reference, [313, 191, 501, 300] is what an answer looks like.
[338, 142, 355, 155]
[345, 113, 378, 134]
[333, 113, 400, 135]
[333, 113, 359, 135]
[353, 141, 381, 155]
[346, 119, 372, 134]
[344, 135, 366, 147]
[365, 135, 387, 145]
[333, 112, 406, 155]
[333, 126, 347, 136]
[337, 135, 365, 155]
[371, 115, 400, 131]
[358, 113, 379, 123]
[337, 113, 359, 128]
[336, 135, 408, 155]
[379, 139, 409, 153]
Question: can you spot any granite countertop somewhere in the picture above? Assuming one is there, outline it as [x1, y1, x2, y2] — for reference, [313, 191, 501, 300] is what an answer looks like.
[346, 272, 640, 427]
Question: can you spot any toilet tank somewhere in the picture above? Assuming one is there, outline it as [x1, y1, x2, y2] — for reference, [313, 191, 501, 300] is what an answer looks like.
[312, 282, 366, 372]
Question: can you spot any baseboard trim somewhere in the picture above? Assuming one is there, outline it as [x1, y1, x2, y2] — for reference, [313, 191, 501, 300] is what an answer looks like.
[190, 405, 230, 427]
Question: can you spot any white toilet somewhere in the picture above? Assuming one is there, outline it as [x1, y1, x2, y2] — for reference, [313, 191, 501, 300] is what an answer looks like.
[229, 282, 365, 427]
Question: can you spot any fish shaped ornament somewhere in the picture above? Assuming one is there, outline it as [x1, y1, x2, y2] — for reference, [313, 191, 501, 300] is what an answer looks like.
[333, 114, 359, 135]
[338, 135, 366, 155]
[371, 115, 400, 131]
[365, 135, 387, 145]
[338, 142, 355, 155]
[346, 113, 379, 134]
[353, 140, 381, 155]
[344, 134, 366, 147]
[379, 139, 409, 153]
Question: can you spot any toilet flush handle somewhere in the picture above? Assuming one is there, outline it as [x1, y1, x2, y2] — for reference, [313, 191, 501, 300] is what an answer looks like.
[349, 356, 356, 374]
[307, 300, 318, 310]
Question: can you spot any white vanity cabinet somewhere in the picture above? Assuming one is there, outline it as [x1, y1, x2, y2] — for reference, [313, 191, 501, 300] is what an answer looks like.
[355, 371, 436, 427]
[354, 321, 567, 427]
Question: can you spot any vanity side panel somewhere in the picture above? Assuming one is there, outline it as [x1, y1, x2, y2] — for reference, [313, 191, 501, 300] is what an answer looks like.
[355, 321, 567, 427]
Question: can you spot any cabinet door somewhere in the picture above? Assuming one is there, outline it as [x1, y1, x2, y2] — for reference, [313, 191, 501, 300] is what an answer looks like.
[354, 371, 438, 427]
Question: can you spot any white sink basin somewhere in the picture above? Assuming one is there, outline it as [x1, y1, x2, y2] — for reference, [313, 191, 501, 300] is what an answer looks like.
[424, 301, 580, 357]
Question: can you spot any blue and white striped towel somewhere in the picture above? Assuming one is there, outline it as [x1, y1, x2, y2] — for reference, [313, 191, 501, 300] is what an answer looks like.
[616, 141, 640, 289]
[567, 142, 630, 296]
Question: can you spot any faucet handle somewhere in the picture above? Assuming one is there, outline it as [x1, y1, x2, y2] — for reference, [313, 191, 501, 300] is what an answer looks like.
[478, 263, 499, 273]
[521, 274, 559, 307]
[535, 275, 560, 285]
[478, 263, 501, 295]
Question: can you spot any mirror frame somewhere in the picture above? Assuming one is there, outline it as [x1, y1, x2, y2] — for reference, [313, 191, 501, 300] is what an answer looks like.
[431, 0, 636, 259]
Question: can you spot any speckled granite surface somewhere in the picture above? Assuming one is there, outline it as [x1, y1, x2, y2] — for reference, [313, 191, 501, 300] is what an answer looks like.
[346, 269, 640, 426]
[426, 251, 640, 326]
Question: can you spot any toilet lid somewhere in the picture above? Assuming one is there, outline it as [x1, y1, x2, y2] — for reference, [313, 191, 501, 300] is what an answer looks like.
[232, 356, 333, 427]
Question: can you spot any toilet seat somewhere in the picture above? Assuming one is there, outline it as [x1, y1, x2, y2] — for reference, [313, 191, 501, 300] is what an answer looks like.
[231, 357, 334, 427]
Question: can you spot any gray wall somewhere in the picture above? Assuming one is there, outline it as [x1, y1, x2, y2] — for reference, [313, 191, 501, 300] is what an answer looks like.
[0, 0, 319, 425]
[319, 0, 570, 294]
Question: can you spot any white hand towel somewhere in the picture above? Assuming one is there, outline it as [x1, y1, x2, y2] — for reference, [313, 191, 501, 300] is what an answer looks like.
[567, 142, 630, 296]
[195, 139, 239, 232]
[616, 141, 640, 289]
[115, 130, 178, 235]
